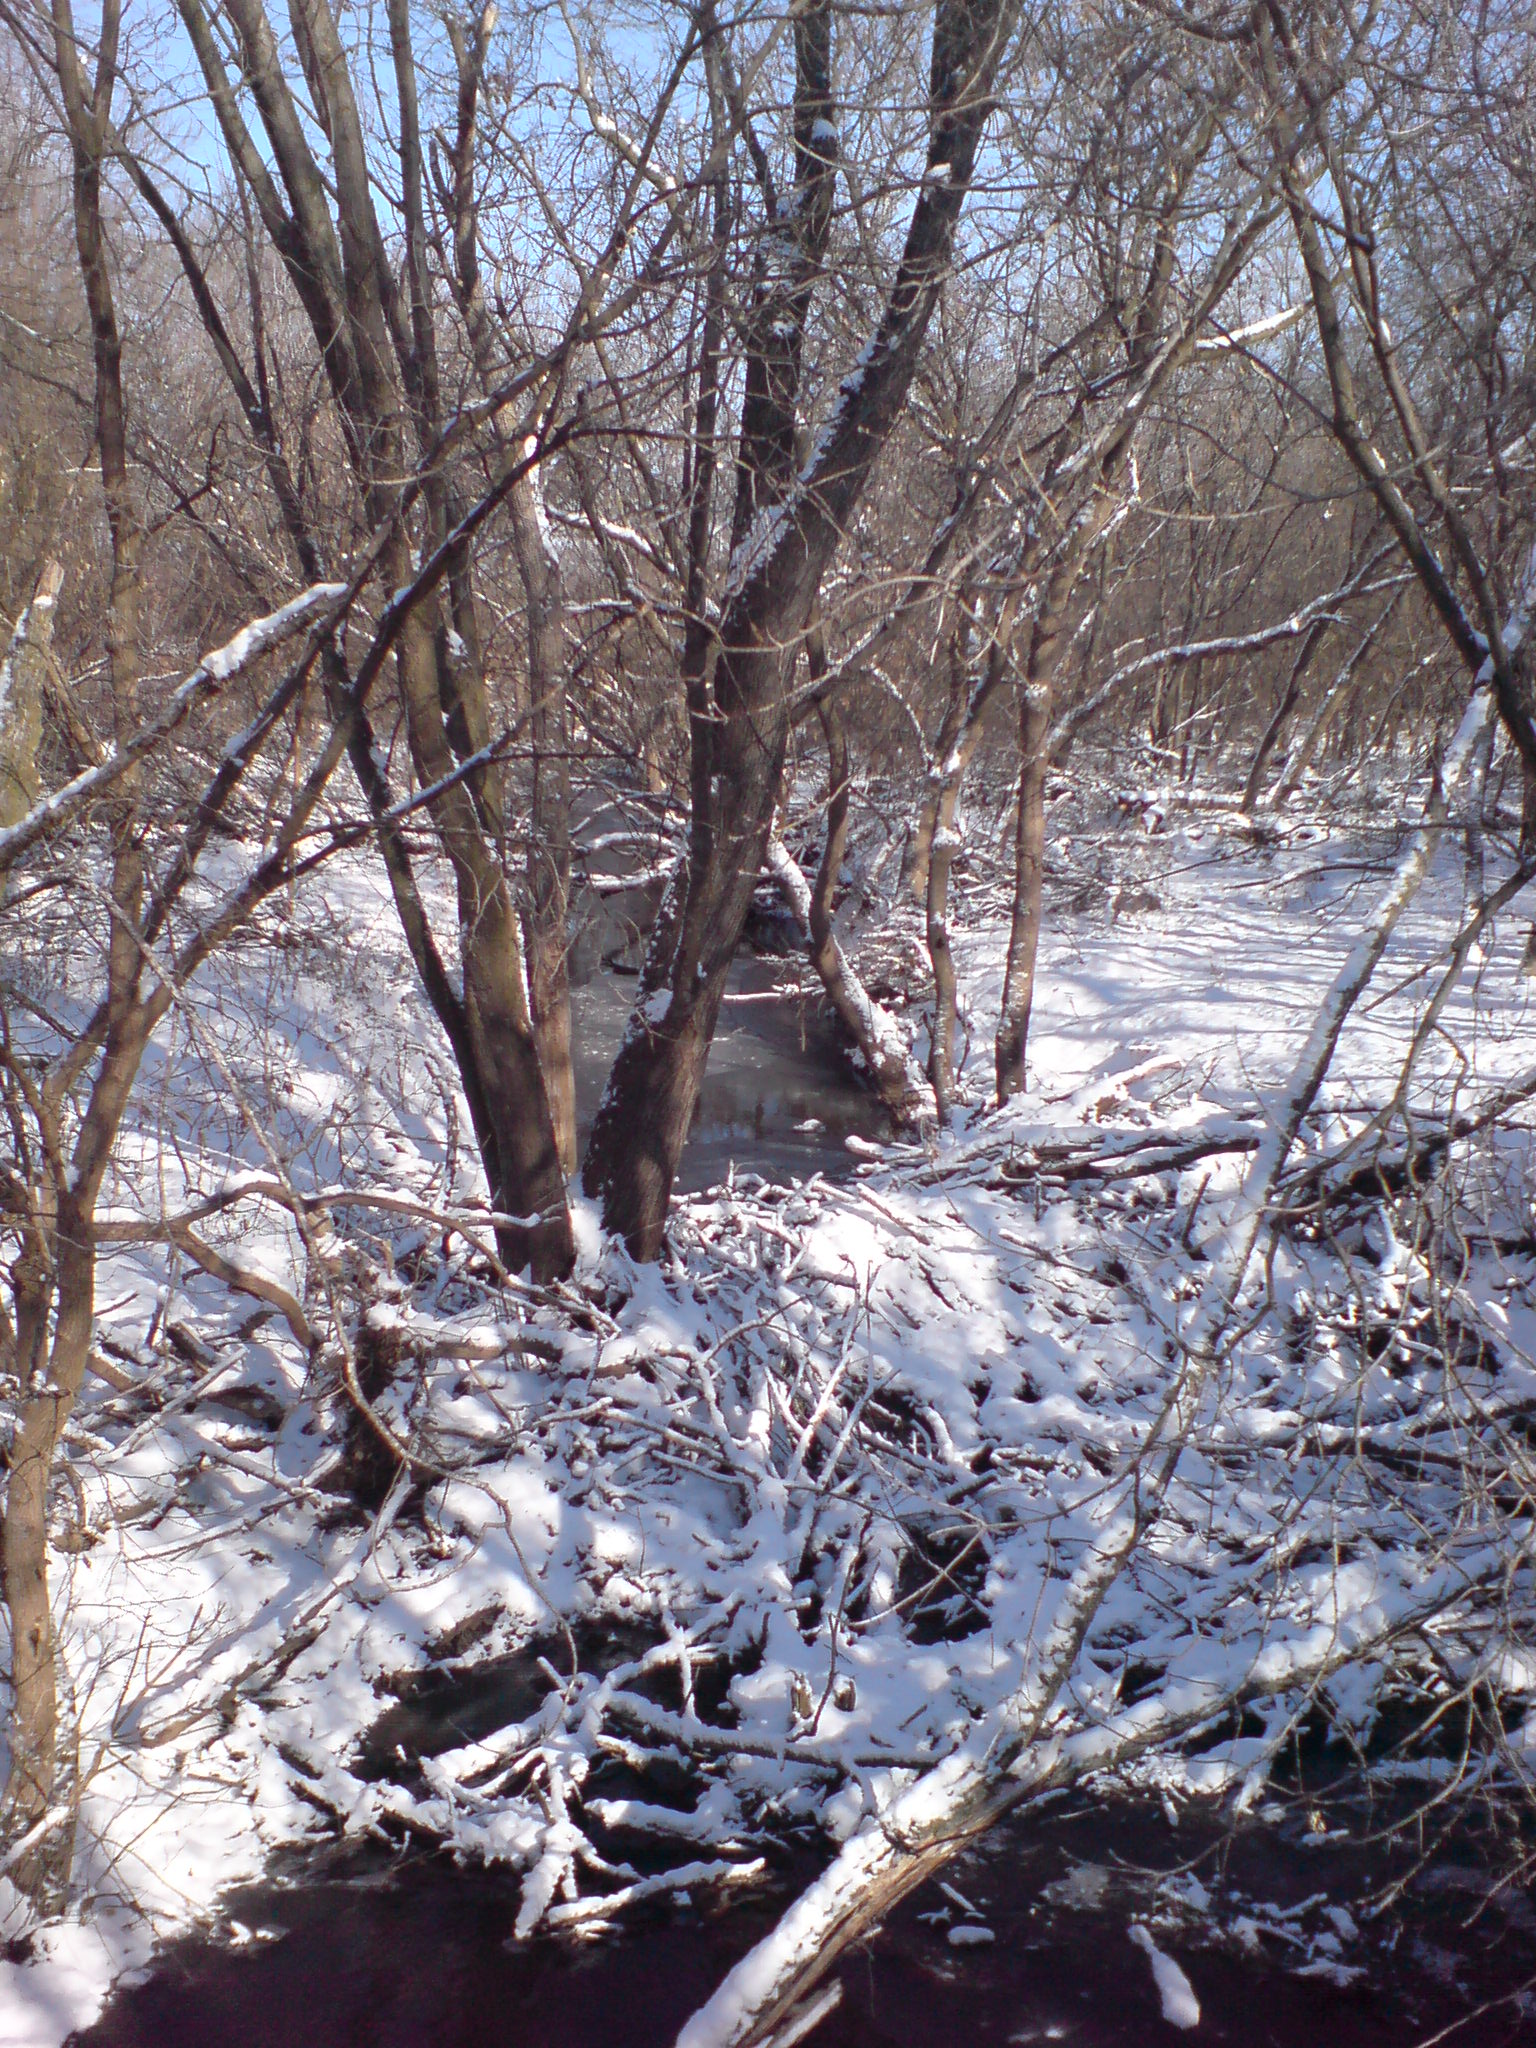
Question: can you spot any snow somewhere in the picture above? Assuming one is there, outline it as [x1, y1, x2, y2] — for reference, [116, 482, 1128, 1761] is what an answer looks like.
[6, 761, 1536, 2039]
[718, 320, 894, 607]
[0, 1914, 125, 2048]
[947, 1922, 995, 1946]
[1129, 1923, 1201, 2028]
[201, 584, 346, 682]
[0, 604, 34, 723]
[720, 494, 796, 605]
[1194, 303, 1308, 354]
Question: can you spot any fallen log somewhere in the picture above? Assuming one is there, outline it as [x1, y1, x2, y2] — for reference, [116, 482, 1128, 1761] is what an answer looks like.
[766, 833, 935, 1131]
[673, 674, 1509, 2048]
[671, 1580, 1483, 2048]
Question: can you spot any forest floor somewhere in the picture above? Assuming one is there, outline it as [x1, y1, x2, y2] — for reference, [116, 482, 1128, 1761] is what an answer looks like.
[5, 774, 1536, 2046]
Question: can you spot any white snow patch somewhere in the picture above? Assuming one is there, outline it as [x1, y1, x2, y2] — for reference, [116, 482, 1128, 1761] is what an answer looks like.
[1129, 1924, 1200, 2028]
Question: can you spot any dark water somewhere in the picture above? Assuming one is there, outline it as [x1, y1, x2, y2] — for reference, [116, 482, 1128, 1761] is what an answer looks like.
[568, 889, 892, 1192]
[74, 1793, 1536, 2048]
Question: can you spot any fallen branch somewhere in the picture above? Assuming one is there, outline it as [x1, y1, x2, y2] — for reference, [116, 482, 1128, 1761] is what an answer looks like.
[1280, 1061, 1536, 1211]
[671, 1576, 1486, 2048]
[670, 658, 1512, 2048]
[993, 1121, 1263, 1187]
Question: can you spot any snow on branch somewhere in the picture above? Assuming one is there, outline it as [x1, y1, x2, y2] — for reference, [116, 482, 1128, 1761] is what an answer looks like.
[0, 582, 348, 876]
[1045, 555, 1404, 760]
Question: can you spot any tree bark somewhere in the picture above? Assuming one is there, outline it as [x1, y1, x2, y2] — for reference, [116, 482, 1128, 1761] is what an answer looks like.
[509, 467, 577, 1175]
[177, 0, 573, 1278]
[1241, 618, 1328, 812]
[921, 617, 1012, 1112]
[767, 688, 934, 1129]
[994, 662, 1052, 1103]
[585, 0, 1022, 1254]
[440, 10, 577, 1176]
[3, 0, 147, 1889]
[903, 628, 973, 904]
[0, 562, 60, 838]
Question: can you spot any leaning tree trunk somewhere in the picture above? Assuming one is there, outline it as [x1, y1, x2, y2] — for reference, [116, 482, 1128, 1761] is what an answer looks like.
[383, 529, 574, 1281]
[584, 0, 1022, 1254]
[1275, 679, 1344, 805]
[176, 0, 574, 1278]
[770, 626, 935, 1126]
[1241, 618, 1329, 812]
[767, 691, 934, 1132]
[768, 832, 935, 1130]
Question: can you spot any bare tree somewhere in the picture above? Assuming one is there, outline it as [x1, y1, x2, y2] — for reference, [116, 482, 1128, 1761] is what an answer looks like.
[1254, 0, 1536, 805]
[584, 0, 1026, 1252]
[168, 0, 577, 1278]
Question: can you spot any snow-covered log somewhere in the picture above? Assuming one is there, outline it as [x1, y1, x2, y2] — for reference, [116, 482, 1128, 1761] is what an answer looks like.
[766, 833, 935, 1129]
[669, 636, 1525, 2047]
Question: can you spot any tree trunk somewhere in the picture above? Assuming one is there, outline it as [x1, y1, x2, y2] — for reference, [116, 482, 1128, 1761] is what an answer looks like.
[1241, 617, 1327, 812]
[926, 792, 962, 1118]
[2, 1199, 93, 1898]
[767, 700, 933, 1130]
[1275, 682, 1343, 804]
[0, 562, 60, 837]
[921, 620, 1008, 1112]
[902, 632, 971, 903]
[583, 0, 1020, 1253]
[2, 0, 149, 1884]
[439, 12, 577, 1178]
[177, 0, 574, 1278]
[384, 536, 573, 1280]
[995, 668, 1051, 1102]
[992, 114, 1228, 1101]
[508, 463, 577, 1175]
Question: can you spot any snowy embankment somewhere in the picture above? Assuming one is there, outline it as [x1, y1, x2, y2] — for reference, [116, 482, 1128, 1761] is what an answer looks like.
[4, 802, 1536, 2043]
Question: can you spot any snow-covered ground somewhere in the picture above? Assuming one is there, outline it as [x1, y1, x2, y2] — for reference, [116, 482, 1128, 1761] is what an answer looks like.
[4, 791, 1535, 2044]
